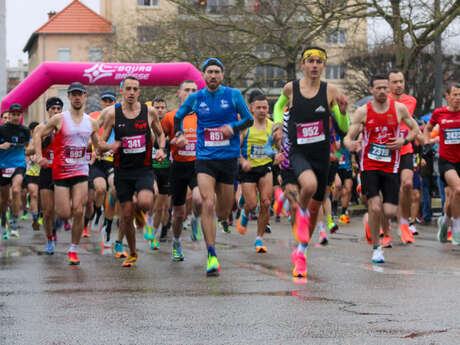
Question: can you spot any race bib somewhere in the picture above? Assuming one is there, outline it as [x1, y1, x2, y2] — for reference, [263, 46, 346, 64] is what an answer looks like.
[368, 143, 391, 162]
[122, 135, 146, 154]
[296, 121, 325, 145]
[45, 150, 54, 165]
[64, 146, 86, 164]
[250, 145, 267, 160]
[204, 128, 229, 147]
[1, 168, 15, 178]
[444, 128, 460, 145]
[178, 140, 196, 157]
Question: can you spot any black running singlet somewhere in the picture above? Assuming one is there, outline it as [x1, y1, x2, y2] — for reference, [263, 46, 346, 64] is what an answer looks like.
[288, 80, 330, 154]
[114, 103, 152, 169]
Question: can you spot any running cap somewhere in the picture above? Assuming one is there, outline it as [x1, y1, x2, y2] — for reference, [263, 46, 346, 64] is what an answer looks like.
[67, 82, 87, 93]
[46, 97, 64, 110]
[202, 58, 224, 72]
[101, 90, 116, 100]
[301, 47, 327, 62]
[8, 103, 24, 112]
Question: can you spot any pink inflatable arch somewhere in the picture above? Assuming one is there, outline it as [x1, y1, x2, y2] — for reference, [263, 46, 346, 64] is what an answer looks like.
[1, 61, 206, 113]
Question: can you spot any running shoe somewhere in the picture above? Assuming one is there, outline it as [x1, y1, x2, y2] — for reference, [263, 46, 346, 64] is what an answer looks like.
[380, 236, 392, 248]
[328, 221, 339, 234]
[293, 208, 310, 244]
[38, 217, 43, 225]
[219, 219, 231, 234]
[236, 215, 247, 235]
[437, 216, 448, 243]
[113, 241, 128, 258]
[265, 223, 271, 234]
[273, 188, 284, 217]
[64, 222, 72, 231]
[447, 227, 452, 242]
[2, 231, 8, 239]
[122, 252, 138, 267]
[292, 249, 307, 278]
[339, 214, 350, 224]
[398, 223, 414, 244]
[45, 240, 55, 255]
[371, 245, 385, 263]
[68, 252, 80, 265]
[32, 220, 40, 231]
[206, 254, 220, 276]
[134, 209, 146, 230]
[9, 229, 19, 237]
[21, 213, 28, 220]
[190, 219, 202, 241]
[150, 237, 160, 250]
[144, 225, 154, 241]
[409, 223, 419, 235]
[319, 230, 328, 246]
[182, 216, 191, 230]
[82, 226, 90, 238]
[451, 230, 460, 246]
[363, 213, 372, 245]
[254, 239, 267, 253]
[172, 241, 185, 261]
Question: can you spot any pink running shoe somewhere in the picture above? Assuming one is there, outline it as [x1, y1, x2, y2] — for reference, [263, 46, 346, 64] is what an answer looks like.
[293, 208, 310, 244]
[64, 222, 72, 231]
[292, 249, 307, 278]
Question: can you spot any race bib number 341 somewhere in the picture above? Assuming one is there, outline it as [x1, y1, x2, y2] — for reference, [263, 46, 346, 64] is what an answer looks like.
[204, 128, 229, 147]
[296, 121, 325, 145]
[122, 135, 146, 154]
[368, 143, 391, 162]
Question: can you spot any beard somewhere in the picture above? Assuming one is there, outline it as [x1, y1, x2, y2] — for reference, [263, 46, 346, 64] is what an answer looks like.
[72, 104, 82, 110]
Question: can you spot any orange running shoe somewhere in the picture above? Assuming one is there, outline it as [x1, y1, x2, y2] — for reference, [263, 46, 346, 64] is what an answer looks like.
[68, 252, 80, 265]
[363, 213, 372, 245]
[273, 188, 284, 217]
[380, 236, 392, 248]
[122, 252, 138, 267]
[293, 208, 310, 244]
[292, 249, 307, 278]
[236, 214, 248, 235]
[82, 226, 90, 238]
[399, 223, 414, 244]
[339, 214, 350, 224]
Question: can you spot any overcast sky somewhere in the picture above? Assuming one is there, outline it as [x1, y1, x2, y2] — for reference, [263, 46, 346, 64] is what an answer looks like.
[6, 0, 99, 67]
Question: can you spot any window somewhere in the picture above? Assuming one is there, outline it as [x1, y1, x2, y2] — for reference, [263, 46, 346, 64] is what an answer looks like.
[326, 64, 346, 80]
[58, 48, 71, 62]
[326, 29, 346, 45]
[88, 47, 103, 62]
[137, 0, 159, 6]
[207, 0, 229, 13]
[255, 65, 285, 88]
[137, 26, 156, 42]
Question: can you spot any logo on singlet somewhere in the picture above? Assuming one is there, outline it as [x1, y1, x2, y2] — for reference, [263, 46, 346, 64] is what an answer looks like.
[315, 106, 326, 112]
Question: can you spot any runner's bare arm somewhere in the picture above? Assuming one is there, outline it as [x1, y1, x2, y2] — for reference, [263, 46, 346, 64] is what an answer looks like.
[40, 114, 62, 139]
[101, 107, 115, 142]
[344, 106, 366, 152]
[149, 106, 166, 150]
[89, 118, 102, 151]
[32, 123, 45, 161]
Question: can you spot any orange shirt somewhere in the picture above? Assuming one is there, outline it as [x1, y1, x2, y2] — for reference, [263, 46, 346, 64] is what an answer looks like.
[162, 108, 197, 162]
[388, 93, 417, 155]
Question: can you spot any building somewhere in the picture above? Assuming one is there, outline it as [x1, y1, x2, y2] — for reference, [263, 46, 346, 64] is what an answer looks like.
[7, 59, 28, 93]
[23, 0, 114, 122]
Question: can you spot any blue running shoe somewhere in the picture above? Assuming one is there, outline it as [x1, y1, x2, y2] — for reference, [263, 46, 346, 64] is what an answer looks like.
[172, 241, 184, 261]
[45, 240, 55, 255]
[144, 225, 154, 241]
[254, 239, 267, 253]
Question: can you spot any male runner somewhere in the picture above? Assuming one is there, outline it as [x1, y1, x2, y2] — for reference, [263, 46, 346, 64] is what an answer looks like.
[33, 97, 63, 254]
[424, 82, 460, 245]
[24, 122, 41, 230]
[344, 74, 419, 263]
[388, 70, 420, 243]
[0, 104, 31, 239]
[272, 47, 349, 277]
[36, 83, 101, 265]
[100, 76, 166, 267]
[162, 81, 203, 259]
[1, 111, 8, 123]
[174, 58, 253, 276]
[237, 94, 273, 253]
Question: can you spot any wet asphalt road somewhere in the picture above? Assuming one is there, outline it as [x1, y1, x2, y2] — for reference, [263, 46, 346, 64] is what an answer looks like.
[1, 216, 460, 345]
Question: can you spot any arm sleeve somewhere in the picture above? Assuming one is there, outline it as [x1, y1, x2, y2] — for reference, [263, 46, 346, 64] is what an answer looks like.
[332, 104, 350, 133]
[174, 94, 196, 134]
[230, 89, 253, 132]
[273, 93, 289, 124]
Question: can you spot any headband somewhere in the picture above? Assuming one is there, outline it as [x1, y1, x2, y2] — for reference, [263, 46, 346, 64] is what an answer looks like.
[302, 49, 327, 62]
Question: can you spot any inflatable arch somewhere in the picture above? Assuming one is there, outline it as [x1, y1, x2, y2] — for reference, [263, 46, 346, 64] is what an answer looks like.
[1, 61, 206, 113]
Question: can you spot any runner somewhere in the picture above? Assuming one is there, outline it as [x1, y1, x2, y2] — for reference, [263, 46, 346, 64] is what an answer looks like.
[344, 74, 420, 263]
[388, 70, 420, 243]
[174, 58, 253, 276]
[162, 81, 203, 260]
[424, 82, 460, 245]
[33, 97, 63, 254]
[100, 76, 166, 267]
[236, 94, 273, 253]
[35, 83, 102, 265]
[272, 47, 349, 277]
[0, 104, 31, 239]
[24, 122, 41, 231]
[337, 147, 354, 224]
